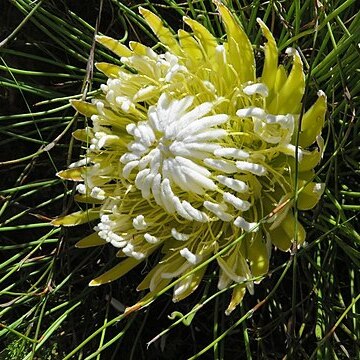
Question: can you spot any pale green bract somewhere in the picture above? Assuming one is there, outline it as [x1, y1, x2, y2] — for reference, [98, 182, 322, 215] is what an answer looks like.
[54, 1, 326, 314]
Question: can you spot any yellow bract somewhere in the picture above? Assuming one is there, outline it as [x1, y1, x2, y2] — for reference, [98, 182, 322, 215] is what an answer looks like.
[90, 257, 143, 286]
[299, 92, 327, 147]
[216, 2, 255, 83]
[139, 7, 182, 56]
[257, 19, 278, 91]
[76, 232, 107, 248]
[96, 35, 132, 57]
[52, 208, 100, 227]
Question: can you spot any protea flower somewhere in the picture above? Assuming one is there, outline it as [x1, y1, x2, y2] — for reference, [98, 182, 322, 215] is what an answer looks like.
[54, 1, 326, 314]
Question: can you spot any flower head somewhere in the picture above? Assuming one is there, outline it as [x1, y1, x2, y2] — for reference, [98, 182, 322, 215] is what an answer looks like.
[54, 2, 326, 314]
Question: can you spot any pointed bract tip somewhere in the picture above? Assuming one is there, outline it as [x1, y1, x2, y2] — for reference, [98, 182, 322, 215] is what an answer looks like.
[285, 47, 297, 56]
[124, 303, 143, 316]
[317, 90, 326, 98]
[50, 218, 61, 227]
[55, 171, 62, 179]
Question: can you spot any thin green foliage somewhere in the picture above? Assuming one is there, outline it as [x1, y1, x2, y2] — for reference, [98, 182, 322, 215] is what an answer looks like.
[0, 0, 359, 359]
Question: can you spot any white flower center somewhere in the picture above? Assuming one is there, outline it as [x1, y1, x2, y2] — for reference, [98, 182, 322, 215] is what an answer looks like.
[121, 93, 233, 221]
[119, 90, 279, 224]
